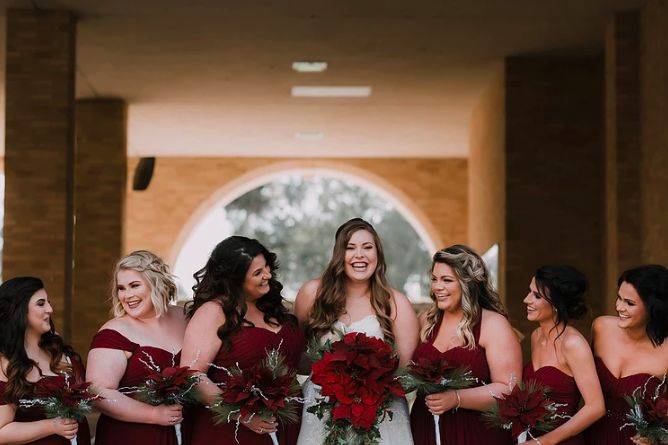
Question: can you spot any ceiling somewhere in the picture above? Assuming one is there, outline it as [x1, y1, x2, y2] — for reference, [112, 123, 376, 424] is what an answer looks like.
[0, 0, 643, 158]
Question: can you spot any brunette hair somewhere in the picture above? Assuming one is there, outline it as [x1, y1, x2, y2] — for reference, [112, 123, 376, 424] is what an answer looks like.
[420, 244, 506, 347]
[618, 265, 668, 346]
[306, 218, 395, 344]
[186, 236, 292, 351]
[534, 265, 588, 339]
[0, 277, 75, 403]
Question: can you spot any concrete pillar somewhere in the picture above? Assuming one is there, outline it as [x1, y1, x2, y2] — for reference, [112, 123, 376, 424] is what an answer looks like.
[604, 11, 642, 313]
[3, 9, 76, 335]
[72, 99, 127, 355]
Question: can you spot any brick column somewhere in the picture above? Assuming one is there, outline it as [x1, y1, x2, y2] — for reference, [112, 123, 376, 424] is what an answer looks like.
[604, 11, 642, 313]
[72, 99, 127, 355]
[640, 0, 668, 265]
[3, 10, 76, 334]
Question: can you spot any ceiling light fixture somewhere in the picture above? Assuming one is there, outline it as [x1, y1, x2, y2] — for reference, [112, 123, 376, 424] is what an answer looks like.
[291, 86, 372, 98]
[292, 61, 328, 72]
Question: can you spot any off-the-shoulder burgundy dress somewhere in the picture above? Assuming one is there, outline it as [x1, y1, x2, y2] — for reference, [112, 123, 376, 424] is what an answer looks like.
[90, 329, 180, 445]
[586, 357, 661, 445]
[0, 353, 91, 445]
[183, 321, 305, 445]
[410, 316, 512, 445]
[524, 363, 583, 445]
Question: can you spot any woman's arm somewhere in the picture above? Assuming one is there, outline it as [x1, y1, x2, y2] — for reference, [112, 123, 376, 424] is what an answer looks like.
[0, 401, 78, 444]
[179, 301, 225, 406]
[426, 310, 522, 414]
[293, 279, 319, 326]
[86, 347, 182, 425]
[528, 334, 605, 445]
[391, 290, 419, 367]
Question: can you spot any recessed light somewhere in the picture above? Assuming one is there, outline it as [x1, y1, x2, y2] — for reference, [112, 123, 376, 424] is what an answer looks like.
[291, 86, 372, 98]
[292, 61, 328, 73]
[294, 131, 325, 141]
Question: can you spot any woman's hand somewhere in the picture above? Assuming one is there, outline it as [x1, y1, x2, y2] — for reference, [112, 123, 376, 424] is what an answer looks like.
[50, 418, 78, 439]
[241, 414, 277, 435]
[631, 435, 655, 445]
[150, 404, 183, 426]
[424, 390, 458, 415]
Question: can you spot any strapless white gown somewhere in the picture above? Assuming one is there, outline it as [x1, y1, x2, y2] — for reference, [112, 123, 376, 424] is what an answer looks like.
[297, 315, 414, 445]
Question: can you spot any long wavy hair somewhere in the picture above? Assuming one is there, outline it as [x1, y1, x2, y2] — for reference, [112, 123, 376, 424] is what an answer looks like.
[186, 236, 292, 351]
[306, 218, 395, 345]
[0, 277, 75, 403]
[420, 244, 506, 348]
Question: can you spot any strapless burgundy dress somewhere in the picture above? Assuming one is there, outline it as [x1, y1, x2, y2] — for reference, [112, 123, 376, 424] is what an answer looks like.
[0, 353, 91, 445]
[524, 363, 583, 445]
[182, 322, 305, 445]
[585, 357, 661, 445]
[410, 316, 512, 445]
[90, 329, 180, 445]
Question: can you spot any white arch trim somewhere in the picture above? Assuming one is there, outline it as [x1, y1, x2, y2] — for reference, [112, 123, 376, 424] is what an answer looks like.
[168, 160, 443, 266]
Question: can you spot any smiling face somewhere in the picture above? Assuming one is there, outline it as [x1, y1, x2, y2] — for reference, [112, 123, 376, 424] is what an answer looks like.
[242, 254, 272, 301]
[431, 262, 463, 313]
[523, 277, 555, 323]
[343, 229, 379, 283]
[616, 281, 649, 330]
[116, 269, 156, 319]
[26, 289, 53, 335]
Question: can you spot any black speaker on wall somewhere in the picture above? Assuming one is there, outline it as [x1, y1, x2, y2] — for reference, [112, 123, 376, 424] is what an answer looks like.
[132, 157, 155, 191]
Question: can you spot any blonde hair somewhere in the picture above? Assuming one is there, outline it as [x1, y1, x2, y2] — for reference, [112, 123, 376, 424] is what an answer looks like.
[111, 250, 177, 318]
[420, 244, 506, 348]
[307, 218, 395, 345]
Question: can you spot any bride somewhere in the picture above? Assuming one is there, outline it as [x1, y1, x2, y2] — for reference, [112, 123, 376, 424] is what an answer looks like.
[294, 218, 419, 444]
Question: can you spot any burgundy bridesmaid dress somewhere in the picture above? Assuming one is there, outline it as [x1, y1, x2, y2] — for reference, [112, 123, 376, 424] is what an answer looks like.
[586, 357, 660, 445]
[410, 316, 512, 445]
[523, 363, 583, 445]
[90, 329, 180, 445]
[0, 354, 91, 445]
[183, 321, 305, 445]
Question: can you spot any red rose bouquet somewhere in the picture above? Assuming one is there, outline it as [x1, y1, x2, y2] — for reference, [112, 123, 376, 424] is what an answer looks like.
[210, 346, 302, 445]
[120, 352, 200, 445]
[623, 374, 668, 444]
[20, 374, 101, 445]
[399, 356, 477, 445]
[307, 332, 405, 445]
[484, 379, 566, 443]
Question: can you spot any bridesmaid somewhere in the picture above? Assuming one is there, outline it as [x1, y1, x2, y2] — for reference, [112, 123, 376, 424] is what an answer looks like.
[521, 266, 604, 445]
[87, 250, 186, 445]
[410, 244, 522, 445]
[180, 236, 305, 445]
[0, 277, 91, 444]
[587, 265, 668, 445]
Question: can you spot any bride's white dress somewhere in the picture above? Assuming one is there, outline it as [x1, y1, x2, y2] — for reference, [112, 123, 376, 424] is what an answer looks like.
[297, 315, 414, 445]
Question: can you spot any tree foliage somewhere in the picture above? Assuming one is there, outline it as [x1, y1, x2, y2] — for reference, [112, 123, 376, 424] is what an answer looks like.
[224, 175, 431, 301]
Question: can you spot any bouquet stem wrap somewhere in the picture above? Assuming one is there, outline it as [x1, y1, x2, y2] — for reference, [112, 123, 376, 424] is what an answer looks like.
[269, 431, 279, 445]
[433, 414, 441, 445]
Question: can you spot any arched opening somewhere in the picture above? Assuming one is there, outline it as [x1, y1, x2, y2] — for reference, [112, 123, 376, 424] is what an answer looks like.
[173, 166, 440, 303]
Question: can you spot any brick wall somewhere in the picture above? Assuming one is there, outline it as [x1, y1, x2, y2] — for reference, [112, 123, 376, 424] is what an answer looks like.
[3, 10, 76, 333]
[125, 157, 468, 266]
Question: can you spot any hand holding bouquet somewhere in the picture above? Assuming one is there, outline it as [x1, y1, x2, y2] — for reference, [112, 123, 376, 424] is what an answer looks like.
[210, 346, 302, 445]
[624, 375, 668, 445]
[307, 332, 405, 445]
[120, 352, 200, 445]
[20, 375, 101, 445]
[399, 356, 477, 445]
[484, 379, 566, 443]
